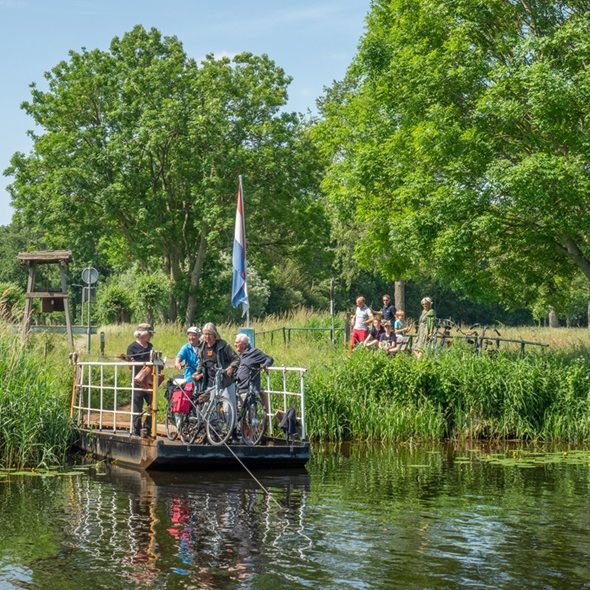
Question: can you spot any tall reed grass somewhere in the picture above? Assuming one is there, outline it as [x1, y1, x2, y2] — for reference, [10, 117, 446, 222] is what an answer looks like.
[0, 327, 73, 468]
[304, 348, 590, 442]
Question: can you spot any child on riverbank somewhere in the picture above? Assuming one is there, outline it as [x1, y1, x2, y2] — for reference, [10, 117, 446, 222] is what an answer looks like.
[394, 310, 411, 351]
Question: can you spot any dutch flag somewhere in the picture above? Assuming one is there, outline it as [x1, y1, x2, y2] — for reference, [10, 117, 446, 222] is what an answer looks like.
[231, 175, 249, 317]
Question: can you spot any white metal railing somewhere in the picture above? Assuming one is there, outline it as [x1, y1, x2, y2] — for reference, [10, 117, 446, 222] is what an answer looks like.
[71, 359, 163, 437]
[264, 366, 307, 440]
[71, 359, 307, 442]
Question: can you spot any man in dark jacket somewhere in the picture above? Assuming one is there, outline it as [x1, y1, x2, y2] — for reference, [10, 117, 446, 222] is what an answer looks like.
[234, 333, 274, 394]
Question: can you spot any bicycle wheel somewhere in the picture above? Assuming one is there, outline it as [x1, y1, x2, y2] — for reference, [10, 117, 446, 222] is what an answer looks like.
[177, 413, 195, 444]
[206, 396, 235, 446]
[165, 407, 178, 441]
[241, 397, 267, 446]
[185, 414, 206, 445]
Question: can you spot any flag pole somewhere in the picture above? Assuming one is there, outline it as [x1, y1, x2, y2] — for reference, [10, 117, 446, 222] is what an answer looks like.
[240, 175, 250, 327]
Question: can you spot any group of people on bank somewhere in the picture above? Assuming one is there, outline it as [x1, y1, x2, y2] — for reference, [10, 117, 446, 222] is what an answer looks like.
[349, 294, 436, 358]
[126, 322, 273, 438]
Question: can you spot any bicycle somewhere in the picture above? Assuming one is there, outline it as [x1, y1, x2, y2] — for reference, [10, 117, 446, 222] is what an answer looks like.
[164, 378, 206, 444]
[165, 368, 236, 446]
[456, 323, 502, 355]
[428, 318, 454, 350]
[235, 369, 268, 446]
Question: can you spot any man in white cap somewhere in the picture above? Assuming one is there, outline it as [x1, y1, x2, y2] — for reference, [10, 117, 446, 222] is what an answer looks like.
[175, 326, 202, 383]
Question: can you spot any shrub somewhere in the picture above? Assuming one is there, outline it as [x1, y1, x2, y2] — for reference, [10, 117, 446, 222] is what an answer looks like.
[96, 283, 133, 324]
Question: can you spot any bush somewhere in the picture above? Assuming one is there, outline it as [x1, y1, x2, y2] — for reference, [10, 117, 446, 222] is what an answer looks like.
[96, 283, 133, 324]
[132, 272, 170, 324]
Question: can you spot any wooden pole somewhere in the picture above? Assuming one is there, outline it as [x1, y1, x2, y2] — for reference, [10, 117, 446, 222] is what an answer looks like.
[60, 260, 74, 349]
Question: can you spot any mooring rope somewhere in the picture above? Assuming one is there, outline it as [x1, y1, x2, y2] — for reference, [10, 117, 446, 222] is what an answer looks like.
[220, 439, 283, 510]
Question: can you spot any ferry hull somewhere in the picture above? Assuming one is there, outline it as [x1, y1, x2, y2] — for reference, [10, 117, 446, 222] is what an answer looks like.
[75, 429, 310, 470]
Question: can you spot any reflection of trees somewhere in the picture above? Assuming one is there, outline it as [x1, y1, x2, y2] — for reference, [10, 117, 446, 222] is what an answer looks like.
[1, 445, 589, 588]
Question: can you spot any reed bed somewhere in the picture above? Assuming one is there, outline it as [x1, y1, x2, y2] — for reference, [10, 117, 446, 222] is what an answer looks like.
[304, 347, 590, 442]
[0, 328, 73, 468]
[5, 312, 590, 469]
[91, 315, 590, 443]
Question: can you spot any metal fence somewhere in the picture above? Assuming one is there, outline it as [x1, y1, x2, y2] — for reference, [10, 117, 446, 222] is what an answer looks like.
[70, 358, 307, 441]
[71, 359, 164, 437]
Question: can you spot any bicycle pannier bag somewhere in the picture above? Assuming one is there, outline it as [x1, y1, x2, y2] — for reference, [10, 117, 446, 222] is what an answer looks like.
[171, 389, 192, 414]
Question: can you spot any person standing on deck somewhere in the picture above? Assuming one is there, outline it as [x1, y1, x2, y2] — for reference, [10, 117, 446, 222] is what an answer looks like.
[196, 322, 240, 410]
[349, 296, 373, 353]
[127, 323, 154, 437]
[175, 326, 202, 384]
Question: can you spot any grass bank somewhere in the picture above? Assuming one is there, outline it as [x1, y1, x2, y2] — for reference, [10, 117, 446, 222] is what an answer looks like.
[0, 328, 73, 468]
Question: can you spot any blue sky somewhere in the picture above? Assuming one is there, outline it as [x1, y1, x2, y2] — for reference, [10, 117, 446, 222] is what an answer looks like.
[0, 0, 370, 226]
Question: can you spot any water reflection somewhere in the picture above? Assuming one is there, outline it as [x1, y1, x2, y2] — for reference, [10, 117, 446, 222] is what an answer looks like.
[1, 443, 590, 588]
[66, 466, 311, 588]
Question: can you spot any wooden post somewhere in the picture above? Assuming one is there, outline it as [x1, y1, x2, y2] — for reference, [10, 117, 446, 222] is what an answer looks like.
[151, 365, 158, 439]
[21, 262, 36, 340]
[60, 260, 74, 348]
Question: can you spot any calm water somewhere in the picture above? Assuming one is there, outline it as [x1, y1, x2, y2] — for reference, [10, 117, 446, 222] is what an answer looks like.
[1, 443, 589, 589]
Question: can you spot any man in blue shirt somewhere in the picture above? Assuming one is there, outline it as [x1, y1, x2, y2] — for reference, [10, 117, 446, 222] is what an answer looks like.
[175, 326, 201, 382]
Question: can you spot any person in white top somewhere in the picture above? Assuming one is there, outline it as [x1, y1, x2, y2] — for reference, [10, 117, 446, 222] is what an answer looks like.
[349, 296, 374, 353]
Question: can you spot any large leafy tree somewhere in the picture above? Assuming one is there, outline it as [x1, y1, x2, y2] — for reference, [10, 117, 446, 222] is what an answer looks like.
[316, 0, 590, 319]
[6, 26, 328, 324]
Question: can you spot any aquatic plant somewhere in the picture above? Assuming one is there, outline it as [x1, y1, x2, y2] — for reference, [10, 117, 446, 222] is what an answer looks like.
[0, 327, 73, 468]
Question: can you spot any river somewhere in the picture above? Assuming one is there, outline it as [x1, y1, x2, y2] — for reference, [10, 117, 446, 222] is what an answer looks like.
[0, 443, 589, 589]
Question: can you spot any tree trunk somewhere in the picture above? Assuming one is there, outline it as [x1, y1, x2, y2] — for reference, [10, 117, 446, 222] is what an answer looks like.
[166, 252, 180, 321]
[548, 306, 559, 328]
[394, 280, 406, 312]
[563, 235, 590, 282]
[184, 233, 208, 327]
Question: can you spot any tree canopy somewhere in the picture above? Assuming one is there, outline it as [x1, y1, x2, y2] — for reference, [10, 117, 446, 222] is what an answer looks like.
[316, 0, 590, 315]
[6, 26, 330, 324]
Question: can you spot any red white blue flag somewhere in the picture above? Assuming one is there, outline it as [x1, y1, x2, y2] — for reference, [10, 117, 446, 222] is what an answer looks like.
[231, 176, 249, 317]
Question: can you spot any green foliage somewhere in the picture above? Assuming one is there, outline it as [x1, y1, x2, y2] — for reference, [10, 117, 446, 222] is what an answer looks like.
[6, 25, 329, 324]
[132, 272, 171, 324]
[0, 282, 24, 322]
[316, 0, 590, 313]
[304, 348, 590, 442]
[96, 283, 133, 324]
[0, 327, 73, 468]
